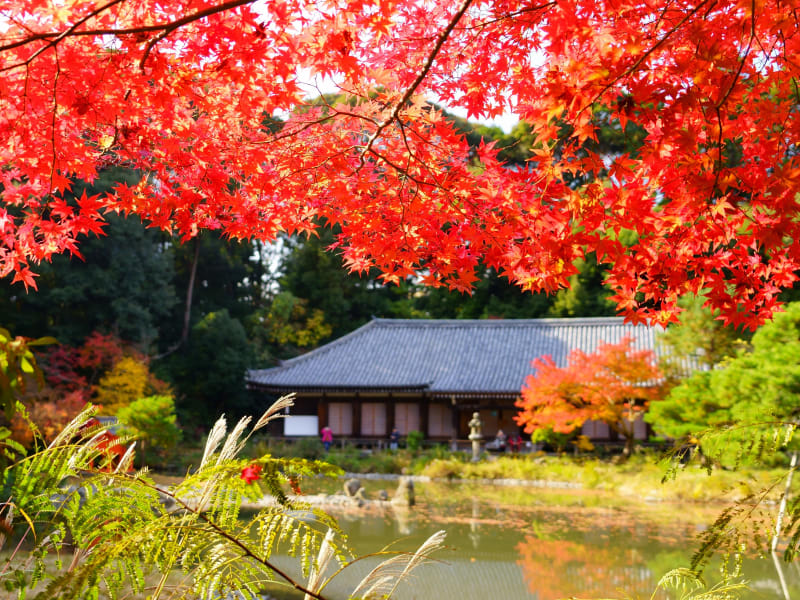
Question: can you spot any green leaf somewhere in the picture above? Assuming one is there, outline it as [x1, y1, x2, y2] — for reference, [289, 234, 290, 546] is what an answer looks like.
[26, 336, 58, 347]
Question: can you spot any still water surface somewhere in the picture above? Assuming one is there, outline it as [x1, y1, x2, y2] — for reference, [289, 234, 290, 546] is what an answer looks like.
[277, 479, 800, 600]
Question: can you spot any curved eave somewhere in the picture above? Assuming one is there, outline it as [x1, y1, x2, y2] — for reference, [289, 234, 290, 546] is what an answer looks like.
[247, 382, 521, 400]
[246, 383, 431, 395]
[430, 391, 520, 400]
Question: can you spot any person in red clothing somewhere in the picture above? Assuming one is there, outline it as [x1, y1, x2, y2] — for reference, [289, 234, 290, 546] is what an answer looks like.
[508, 432, 523, 454]
[321, 425, 333, 452]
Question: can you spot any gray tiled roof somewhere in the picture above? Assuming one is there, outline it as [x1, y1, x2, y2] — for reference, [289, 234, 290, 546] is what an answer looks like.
[247, 317, 663, 397]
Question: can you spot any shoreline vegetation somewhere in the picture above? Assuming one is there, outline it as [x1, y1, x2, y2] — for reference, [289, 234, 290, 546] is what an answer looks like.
[158, 442, 799, 506]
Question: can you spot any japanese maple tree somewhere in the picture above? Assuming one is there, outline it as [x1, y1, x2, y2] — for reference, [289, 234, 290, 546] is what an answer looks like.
[2, 0, 800, 328]
[515, 337, 663, 455]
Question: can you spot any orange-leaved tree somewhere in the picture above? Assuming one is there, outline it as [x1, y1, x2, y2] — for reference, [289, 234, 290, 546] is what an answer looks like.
[3, 1, 800, 328]
[515, 337, 663, 455]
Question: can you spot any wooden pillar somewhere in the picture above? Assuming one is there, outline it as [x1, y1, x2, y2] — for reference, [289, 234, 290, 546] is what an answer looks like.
[451, 395, 460, 439]
[386, 393, 395, 434]
[353, 393, 362, 438]
[319, 393, 328, 428]
[420, 393, 429, 438]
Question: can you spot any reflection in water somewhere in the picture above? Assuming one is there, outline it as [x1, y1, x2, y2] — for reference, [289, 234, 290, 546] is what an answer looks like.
[297, 481, 800, 600]
[393, 504, 413, 536]
[469, 497, 480, 549]
[516, 536, 661, 600]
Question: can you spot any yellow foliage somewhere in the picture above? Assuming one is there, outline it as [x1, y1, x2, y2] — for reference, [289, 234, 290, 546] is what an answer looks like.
[94, 356, 149, 414]
[571, 435, 595, 453]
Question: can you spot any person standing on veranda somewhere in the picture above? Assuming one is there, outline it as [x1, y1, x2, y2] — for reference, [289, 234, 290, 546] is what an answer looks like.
[321, 425, 333, 452]
[389, 427, 400, 451]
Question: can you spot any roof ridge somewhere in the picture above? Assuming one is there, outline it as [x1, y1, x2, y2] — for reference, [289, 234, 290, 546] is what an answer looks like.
[370, 316, 632, 327]
[249, 319, 380, 375]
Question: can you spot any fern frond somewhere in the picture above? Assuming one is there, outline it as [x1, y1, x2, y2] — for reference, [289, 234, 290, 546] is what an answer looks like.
[45, 405, 96, 450]
[652, 568, 748, 600]
[3, 410, 367, 600]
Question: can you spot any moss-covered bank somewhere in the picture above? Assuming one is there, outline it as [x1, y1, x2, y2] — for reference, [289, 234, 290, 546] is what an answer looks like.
[413, 454, 795, 504]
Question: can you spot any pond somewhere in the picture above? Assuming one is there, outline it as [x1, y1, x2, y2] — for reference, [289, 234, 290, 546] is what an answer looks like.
[266, 479, 800, 600]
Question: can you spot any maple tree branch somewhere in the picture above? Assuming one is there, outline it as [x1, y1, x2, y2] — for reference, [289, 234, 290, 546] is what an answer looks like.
[714, 6, 755, 110]
[49, 47, 61, 194]
[138, 25, 176, 71]
[0, 0, 127, 55]
[454, 1, 556, 31]
[580, 0, 715, 113]
[0, 0, 260, 55]
[270, 148, 354, 189]
[0, 2, 131, 74]
[1, 0, 263, 75]
[394, 118, 452, 190]
[712, 106, 724, 194]
[358, 0, 476, 167]
[365, 148, 434, 190]
[709, 0, 756, 196]
[652, 0, 679, 34]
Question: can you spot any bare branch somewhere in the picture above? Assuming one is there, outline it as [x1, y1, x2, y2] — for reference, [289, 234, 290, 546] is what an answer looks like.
[358, 0, 476, 166]
[0, 0, 260, 72]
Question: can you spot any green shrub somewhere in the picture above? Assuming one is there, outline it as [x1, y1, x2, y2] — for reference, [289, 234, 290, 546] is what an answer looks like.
[322, 445, 412, 473]
[406, 430, 424, 452]
[419, 457, 468, 479]
[116, 394, 182, 467]
[249, 435, 326, 461]
[290, 436, 326, 460]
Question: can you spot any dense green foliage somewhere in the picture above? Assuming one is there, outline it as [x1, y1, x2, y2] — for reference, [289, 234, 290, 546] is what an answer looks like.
[275, 229, 421, 340]
[117, 395, 182, 466]
[0, 168, 177, 348]
[648, 303, 800, 458]
[161, 310, 257, 424]
[247, 291, 333, 363]
[657, 294, 748, 380]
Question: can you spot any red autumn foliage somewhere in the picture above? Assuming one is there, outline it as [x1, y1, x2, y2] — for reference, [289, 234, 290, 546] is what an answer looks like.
[9, 389, 88, 447]
[9, 332, 168, 447]
[3, 1, 800, 328]
[515, 337, 662, 453]
[39, 332, 126, 391]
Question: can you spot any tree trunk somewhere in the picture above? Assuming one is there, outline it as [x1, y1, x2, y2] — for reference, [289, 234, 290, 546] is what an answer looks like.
[623, 434, 634, 457]
[611, 420, 635, 459]
[154, 236, 201, 361]
[181, 236, 201, 346]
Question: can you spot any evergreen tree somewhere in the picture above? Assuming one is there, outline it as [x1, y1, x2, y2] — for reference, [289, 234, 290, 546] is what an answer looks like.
[0, 168, 177, 348]
[647, 303, 800, 464]
[160, 310, 256, 426]
[277, 230, 420, 340]
[657, 294, 748, 381]
[547, 254, 616, 318]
